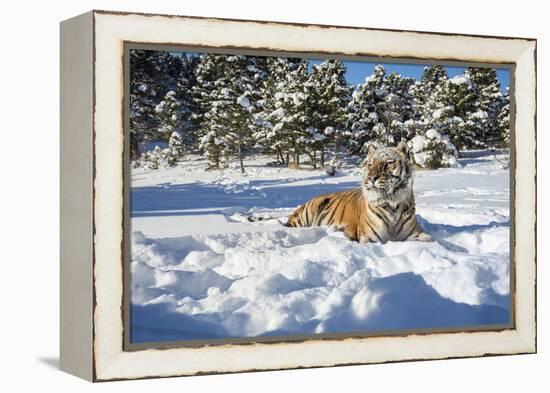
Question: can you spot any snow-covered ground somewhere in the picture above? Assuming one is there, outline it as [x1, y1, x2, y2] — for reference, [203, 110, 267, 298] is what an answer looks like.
[130, 150, 511, 343]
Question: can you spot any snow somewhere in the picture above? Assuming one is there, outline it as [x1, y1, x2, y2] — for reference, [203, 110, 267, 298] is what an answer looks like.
[237, 94, 251, 109]
[408, 130, 460, 168]
[409, 135, 426, 153]
[130, 150, 510, 343]
[425, 128, 439, 139]
[313, 133, 325, 141]
[449, 75, 471, 86]
[471, 110, 489, 119]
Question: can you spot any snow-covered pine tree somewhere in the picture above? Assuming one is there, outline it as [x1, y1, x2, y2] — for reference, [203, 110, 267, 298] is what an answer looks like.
[253, 57, 299, 164]
[403, 65, 477, 166]
[174, 54, 200, 148]
[151, 90, 186, 164]
[153, 54, 202, 162]
[412, 65, 483, 152]
[225, 55, 266, 173]
[193, 54, 263, 172]
[243, 55, 269, 116]
[302, 64, 325, 168]
[254, 57, 309, 167]
[410, 65, 449, 138]
[408, 129, 459, 169]
[346, 66, 384, 152]
[347, 65, 415, 151]
[464, 67, 504, 146]
[135, 145, 176, 170]
[280, 59, 310, 167]
[155, 91, 181, 136]
[380, 72, 416, 143]
[440, 75, 478, 149]
[415, 65, 448, 107]
[499, 87, 511, 147]
[129, 50, 183, 160]
[305, 60, 351, 167]
[168, 131, 185, 162]
[220, 55, 260, 173]
[193, 54, 232, 169]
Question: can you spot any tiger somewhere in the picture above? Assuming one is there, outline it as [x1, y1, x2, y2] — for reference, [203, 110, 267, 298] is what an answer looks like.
[286, 141, 432, 243]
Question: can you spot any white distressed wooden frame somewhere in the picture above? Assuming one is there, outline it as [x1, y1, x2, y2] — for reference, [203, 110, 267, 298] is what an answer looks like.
[60, 10, 536, 382]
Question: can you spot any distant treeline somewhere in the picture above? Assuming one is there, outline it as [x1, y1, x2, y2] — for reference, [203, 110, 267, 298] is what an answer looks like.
[130, 50, 510, 172]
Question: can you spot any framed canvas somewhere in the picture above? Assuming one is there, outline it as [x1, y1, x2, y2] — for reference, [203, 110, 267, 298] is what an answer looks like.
[60, 10, 537, 382]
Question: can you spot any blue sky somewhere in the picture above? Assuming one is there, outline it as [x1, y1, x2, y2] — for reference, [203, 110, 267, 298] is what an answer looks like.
[310, 58, 510, 93]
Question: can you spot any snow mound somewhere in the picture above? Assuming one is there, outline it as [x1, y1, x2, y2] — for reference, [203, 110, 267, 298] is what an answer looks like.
[131, 216, 509, 342]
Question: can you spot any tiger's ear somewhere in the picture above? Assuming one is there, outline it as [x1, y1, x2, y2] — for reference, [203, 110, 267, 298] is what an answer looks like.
[396, 141, 409, 155]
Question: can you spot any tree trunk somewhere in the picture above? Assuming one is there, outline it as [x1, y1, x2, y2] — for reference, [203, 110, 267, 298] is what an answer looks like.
[239, 154, 245, 174]
[130, 136, 140, 160]
[312, 151, 317, 169]
[278, 148, 285, 164]
[208, 150, 220, 170]
[238, 140, 245, 174]
[320, 147, 325, 168]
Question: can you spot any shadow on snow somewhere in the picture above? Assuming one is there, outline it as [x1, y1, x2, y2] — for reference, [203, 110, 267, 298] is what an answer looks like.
[131, 178, 360, 217]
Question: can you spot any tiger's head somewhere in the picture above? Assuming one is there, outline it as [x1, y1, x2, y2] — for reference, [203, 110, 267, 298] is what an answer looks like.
[361, 141, 414, 206]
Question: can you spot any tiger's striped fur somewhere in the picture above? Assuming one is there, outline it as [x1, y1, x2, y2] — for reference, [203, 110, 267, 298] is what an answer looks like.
[286, 142, 431, 243]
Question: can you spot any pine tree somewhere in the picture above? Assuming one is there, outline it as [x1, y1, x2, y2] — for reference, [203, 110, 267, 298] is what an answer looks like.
[167, 131, 185, 162]
[280, 59, 310, 167]
[255, 58, 309, 167]
[193, 54, 264, 172]
[175, 54, 200, 148]
[305, 60, 351, 167]
[153, 55, 200, 163]
[415, 65, 448, 107]
[225, 55, 266, 173]
[465, 67, 504, 146]
[412, 65, 487, 151]
[302, 63, 326, 168]
[129, 50, 183, 159]
[135, 145, 176, 170]
[253, 57, 299, 164]
[499, 88, 511, 147]
[193, 54, 231, 169]
[155, 91, 182, 136]
[440, 75, 480, 149]
[347, 66, 384, 152]
[408, 129, 459, 169]
[410, 65, 449, 140]
[380, 72, 416, 143]
[347, 65, 415, 150]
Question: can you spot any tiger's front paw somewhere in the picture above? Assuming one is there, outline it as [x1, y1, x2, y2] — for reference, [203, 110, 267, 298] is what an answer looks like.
[409, 231, 433, 242]
[359, 235, 370, 244]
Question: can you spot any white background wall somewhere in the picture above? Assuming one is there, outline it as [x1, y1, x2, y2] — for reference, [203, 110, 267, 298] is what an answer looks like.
[0, 0, 545, 391]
